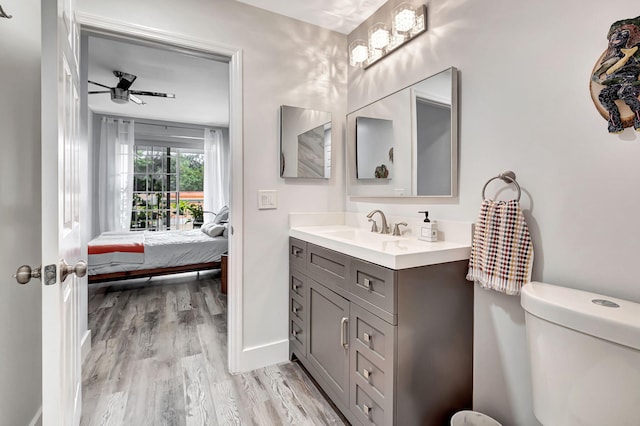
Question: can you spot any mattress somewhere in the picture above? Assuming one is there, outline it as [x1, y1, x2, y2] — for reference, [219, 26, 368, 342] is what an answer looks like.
[88, 229, 228, 275]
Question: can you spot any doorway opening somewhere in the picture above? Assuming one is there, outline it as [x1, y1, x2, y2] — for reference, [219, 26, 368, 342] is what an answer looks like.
[77, 17, 244, 422]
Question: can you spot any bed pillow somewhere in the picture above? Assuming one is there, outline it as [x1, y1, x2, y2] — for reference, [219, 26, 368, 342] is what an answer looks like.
[214, 205, 229, 224]
[201, 222, 225, 238]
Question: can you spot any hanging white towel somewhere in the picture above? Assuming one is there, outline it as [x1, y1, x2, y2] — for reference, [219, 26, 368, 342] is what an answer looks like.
[466, 199, 534, 295]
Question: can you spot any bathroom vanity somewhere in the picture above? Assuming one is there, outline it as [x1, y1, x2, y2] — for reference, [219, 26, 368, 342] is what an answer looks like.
[288, 224, 473, 426]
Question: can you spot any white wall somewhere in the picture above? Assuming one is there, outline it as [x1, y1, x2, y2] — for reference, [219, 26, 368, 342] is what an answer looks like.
[77, 0, 347, 369]
[0, 0, 43, 424]
[347, 0, 640, 424]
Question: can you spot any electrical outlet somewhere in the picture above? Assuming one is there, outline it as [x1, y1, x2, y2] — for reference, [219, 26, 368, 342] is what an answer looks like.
[258, 190, 277, 209]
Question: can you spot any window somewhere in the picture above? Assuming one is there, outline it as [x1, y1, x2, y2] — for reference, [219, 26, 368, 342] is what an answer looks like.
[131, 145, 204, 231]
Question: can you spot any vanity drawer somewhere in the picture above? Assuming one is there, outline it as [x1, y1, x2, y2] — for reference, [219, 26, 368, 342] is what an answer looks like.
[290, 317, 306, 355]
[349, 259, 396, 317]
[353, 349, 388, 399]
[290, 238, 307, 272]
[350, 303, 395, 368]
[307, 243, 349, 290]
[352, 382, 392, 426]
[290, 297, 305, 323]
[290, 269, 305, 301]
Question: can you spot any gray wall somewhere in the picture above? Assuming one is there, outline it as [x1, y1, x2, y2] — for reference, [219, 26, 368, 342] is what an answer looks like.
[0, 0, 43, 424]
[347, 0, 639, 424]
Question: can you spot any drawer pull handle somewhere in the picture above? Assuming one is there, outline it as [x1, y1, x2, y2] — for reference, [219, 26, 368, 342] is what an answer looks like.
[292, 247, 302, 257]
[340, 317, 349, 349]
[363, 404, 371, 416]
[292, 306, 299, 314]
[363, 368, 371, 379]
[363, 332, 372, 343]
[363, 277, 372, 289]
[292, 283, 299, 290]
[292, 330, 299, 337]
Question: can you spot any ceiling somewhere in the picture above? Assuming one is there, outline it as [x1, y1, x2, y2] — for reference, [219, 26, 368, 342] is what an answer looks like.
[234, 0, 386, 34]
[87, 2, 380, 125]
[87, 36, 229, 127]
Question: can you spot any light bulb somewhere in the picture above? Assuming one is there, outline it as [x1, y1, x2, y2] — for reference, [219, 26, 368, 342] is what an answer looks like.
[369, 24, 390, 50]
[394, 6, 416, 33]
[349, 40, 369, 67]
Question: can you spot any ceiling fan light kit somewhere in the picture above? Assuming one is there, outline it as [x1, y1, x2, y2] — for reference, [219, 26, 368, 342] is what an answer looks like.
[88, 70, 175, 105]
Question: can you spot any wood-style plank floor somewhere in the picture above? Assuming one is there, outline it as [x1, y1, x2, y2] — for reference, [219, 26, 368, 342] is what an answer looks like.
[81, 271, 347, 426]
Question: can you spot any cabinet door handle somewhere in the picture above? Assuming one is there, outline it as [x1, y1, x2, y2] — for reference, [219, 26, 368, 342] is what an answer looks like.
[363, 368, 371, 379]
[292, 329, 298, 337]
[292, 306, 299, 314]
[292, 283, 299, 290]
[340, 317, 349, 349]
[292, 247, 302, 257]
[363, 404, 371, 416]
[363, 332, 372, 344]
[363, 277, 372, 289]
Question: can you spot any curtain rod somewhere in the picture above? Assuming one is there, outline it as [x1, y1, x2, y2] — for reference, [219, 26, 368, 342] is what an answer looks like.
[105, 117, 219, 132]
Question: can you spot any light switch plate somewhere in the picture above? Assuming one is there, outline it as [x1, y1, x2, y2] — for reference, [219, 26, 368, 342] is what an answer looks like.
[258, 190, 277, 209]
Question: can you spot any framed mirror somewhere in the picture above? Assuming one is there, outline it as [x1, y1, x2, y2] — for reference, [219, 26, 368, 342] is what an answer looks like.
[346, 67, 458, 197]
[280, 105, 332, 179]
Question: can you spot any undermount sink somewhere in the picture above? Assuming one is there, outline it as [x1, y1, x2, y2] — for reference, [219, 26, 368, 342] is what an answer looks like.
[317, 228, 402, 243]
[289, 225, 471, 269]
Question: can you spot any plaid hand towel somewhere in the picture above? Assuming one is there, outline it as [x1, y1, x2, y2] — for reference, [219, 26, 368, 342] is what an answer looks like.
[466, 199, 534, 295]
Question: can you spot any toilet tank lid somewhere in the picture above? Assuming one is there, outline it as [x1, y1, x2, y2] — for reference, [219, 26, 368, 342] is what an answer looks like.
[521, 282, 640, 351]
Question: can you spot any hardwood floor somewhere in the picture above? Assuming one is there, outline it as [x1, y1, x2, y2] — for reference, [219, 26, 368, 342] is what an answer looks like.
[82, 271, 347, 426]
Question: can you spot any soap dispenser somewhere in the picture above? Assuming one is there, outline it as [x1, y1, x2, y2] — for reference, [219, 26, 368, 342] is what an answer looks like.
[418, 211, 438, 242]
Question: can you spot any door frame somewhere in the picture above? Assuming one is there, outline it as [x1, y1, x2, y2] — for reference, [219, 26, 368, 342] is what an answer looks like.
[75, 13, 245, 373]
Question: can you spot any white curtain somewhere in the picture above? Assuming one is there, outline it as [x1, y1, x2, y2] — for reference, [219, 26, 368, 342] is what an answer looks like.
[98, 117, 135, 233]
[204, 128, 229, 216]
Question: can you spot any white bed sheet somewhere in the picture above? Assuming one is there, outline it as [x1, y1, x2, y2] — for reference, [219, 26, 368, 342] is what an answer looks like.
[89, 229, 228, 275]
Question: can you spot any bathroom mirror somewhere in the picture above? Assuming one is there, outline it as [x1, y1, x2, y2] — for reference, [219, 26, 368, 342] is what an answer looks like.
[347, 67, 458, 197]
[280, 105, 332, 179]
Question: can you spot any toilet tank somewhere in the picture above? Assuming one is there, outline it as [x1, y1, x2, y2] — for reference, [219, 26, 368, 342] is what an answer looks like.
[521, 282, 640, 426]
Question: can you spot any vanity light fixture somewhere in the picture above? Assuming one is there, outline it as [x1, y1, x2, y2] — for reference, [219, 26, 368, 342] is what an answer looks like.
[349, 3, 427, 69]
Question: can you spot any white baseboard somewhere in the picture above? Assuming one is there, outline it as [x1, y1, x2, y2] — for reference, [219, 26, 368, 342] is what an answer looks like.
[81, 330, 92, 364]
[237, 339, 289, 373]
[28, 406, 42, 426]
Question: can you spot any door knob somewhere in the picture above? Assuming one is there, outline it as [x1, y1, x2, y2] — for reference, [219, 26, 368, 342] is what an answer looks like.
[60, 259, 88, 282]
[13, 265, 41, 285]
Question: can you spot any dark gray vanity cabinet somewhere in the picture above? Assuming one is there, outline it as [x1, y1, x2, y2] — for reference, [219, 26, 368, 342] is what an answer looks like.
[289, 237, 473, 426]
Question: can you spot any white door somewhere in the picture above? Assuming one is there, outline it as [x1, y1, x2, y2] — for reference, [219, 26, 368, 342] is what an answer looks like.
[41, 0, 84, 424]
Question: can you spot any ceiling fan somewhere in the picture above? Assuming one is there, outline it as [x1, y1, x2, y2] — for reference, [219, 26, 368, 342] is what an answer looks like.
[88, 71, 176, 105]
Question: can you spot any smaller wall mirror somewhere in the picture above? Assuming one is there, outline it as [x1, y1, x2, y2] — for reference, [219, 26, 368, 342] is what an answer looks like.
[347, 67, 458, 197]
[280, 105, 332, 179]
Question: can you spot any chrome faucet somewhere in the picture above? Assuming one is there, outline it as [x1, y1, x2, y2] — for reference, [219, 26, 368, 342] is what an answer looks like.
[366, 210, 390, 234]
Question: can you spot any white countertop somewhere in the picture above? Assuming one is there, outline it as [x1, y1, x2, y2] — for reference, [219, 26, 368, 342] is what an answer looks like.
[290, 225, 471, 270]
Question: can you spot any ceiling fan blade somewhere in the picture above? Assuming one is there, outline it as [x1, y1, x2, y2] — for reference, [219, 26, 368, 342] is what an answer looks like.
[88, 90, 111, 94]
[114, 71, 137, 90]
[88, 80, 112, 89]
[130, 90, 176, 99]
[129, 94, 147, 105]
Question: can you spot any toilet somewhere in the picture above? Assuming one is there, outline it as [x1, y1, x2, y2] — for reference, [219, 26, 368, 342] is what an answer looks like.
[521, 282, 640, 426]
[450, 410, 501, 426]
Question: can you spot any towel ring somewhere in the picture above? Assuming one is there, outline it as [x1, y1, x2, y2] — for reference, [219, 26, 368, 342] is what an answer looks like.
[482, 171, 521, 202]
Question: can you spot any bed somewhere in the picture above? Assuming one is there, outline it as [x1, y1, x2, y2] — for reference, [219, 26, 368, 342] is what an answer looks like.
[88, 228, 228, 287]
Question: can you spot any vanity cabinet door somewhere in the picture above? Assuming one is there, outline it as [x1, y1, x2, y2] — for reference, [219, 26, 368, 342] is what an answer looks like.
[307, 279, 351, 407]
